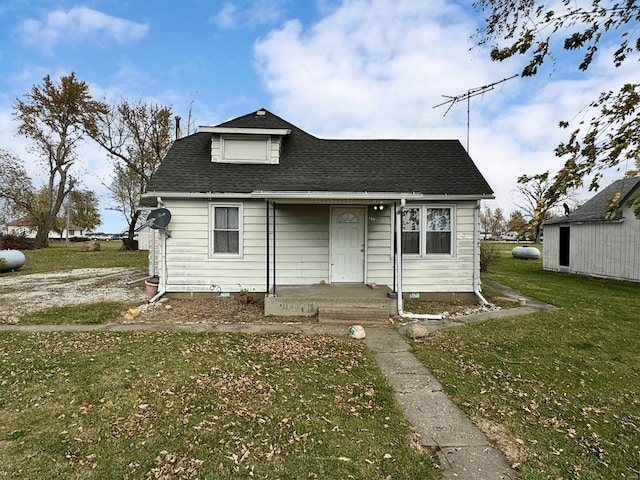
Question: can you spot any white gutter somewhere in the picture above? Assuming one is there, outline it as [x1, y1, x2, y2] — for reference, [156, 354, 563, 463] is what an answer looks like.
[473, 201, 491, 307]
[142, 191, 494, 201]
[395, 198, 442, 320]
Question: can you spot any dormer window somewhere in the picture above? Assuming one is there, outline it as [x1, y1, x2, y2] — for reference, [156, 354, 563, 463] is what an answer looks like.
[222, 135, 270, 163]
[200, 126, 291, 165]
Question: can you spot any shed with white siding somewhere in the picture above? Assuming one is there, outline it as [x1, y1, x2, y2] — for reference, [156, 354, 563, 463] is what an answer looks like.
[543, 177, 640, 283]
[142, 109, 495, 311]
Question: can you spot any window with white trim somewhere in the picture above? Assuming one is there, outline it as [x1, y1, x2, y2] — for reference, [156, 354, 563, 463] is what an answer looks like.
[401, 206, 453, 256]
[210, 204, 242, 256]
[401, 207, 420, 254]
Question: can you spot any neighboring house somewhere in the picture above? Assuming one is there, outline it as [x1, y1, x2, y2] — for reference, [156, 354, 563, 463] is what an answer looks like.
[3, 216, 87, 239]
[543, 177, 640, 283]
[141, 109, 494, 310]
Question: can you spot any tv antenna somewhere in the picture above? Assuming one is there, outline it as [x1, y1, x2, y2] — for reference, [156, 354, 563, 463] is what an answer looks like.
[434, 74, 517, 153]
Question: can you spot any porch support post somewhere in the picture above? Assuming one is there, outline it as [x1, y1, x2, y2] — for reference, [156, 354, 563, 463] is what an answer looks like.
[393, 202, 397, 293]
[266, 200, 270, 294]
[273, 202, 277, 295]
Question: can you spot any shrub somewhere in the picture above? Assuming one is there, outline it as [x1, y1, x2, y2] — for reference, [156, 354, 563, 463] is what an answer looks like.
[480, 241, 500, 273]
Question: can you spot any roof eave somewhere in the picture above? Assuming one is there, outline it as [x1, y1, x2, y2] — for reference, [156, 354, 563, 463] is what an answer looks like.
[142, 191, 494, 201]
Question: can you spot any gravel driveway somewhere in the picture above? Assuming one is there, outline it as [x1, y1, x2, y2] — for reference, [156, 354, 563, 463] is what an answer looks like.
[0, 268, 148, 323]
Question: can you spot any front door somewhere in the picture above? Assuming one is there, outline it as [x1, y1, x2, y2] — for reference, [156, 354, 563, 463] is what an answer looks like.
[331, 207, 365, 283]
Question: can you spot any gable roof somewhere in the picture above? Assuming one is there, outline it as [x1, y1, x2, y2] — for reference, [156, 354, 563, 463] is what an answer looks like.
[144, 109, 494, 199]
[545, 177, 640, 225]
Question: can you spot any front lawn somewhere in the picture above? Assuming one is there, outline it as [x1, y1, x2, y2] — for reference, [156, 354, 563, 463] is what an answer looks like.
[12, 241, 148, 275]
[0, 332, 436, 479]
[413, 242, 640, 479]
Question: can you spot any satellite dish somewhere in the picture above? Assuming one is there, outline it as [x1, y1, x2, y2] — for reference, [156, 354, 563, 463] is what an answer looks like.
[147, 208, 171, 229]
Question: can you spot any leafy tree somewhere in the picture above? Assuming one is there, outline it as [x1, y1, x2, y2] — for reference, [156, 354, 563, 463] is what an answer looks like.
[13, 72, 107, 247]
[91, 100, 173, 240]
[474, 0, 640, 207]
[507, 209, 528, 236]
[67, 190, 101, 232]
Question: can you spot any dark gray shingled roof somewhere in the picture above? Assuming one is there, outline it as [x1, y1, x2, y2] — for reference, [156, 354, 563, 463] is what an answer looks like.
[545, 177, 640, 225]
[144, 109, 494, 197]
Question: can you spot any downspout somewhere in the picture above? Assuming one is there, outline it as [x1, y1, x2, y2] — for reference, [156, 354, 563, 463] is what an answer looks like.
[149, 228, 167, 303]
[273, 202, 277, 296]
[396, 198, 442, 320]
[473, 201, 491, 306]
[149, 197, 167, 303]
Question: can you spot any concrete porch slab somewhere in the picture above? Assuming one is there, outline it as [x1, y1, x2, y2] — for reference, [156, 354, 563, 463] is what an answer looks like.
[264, 283, 396, 319]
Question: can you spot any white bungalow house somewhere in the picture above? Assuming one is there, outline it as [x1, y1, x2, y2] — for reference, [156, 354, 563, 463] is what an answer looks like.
[141, 109, 495, 318]
[543, 177, 640, 283]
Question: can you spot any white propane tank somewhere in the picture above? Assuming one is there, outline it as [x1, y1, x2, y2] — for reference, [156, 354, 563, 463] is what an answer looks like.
[0, 250, 27, 272]
[512, 245, 541, 260]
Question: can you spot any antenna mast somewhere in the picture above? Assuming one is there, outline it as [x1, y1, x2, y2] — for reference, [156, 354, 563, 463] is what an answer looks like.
[434, 74, 517, 153]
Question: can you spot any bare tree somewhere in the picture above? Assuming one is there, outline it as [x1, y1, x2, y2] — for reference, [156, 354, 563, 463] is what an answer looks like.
[91, 100, 173, 240]
[13, 73, 107, 247]
[0, 149, 33, 226]
[480, 206, 506, 239]
[514, 172, 575, 242]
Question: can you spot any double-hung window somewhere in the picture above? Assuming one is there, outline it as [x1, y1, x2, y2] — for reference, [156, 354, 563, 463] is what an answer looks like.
[401, 207, 421, 254]
[211, 204, 242, 256]
[401, 206, 453, 256]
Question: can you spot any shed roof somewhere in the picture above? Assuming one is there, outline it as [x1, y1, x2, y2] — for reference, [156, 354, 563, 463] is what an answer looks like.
[144, 109, 494, 199]
[545, 177, 640, 225]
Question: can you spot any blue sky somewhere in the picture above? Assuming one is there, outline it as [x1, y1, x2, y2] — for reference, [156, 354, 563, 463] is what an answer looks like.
[0, 0, 635, 232]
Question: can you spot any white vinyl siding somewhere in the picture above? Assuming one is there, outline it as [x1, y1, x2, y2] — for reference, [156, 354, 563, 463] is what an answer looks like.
[400, 202, 474, 293]
[150, 199, 479, 295]
[150, 199, 266, 293]
[367, 202, 476, 293]
[273, 205, 330, 285]
[543, 207, 640, 282]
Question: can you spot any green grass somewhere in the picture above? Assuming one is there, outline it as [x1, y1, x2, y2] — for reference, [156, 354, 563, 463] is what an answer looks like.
[0, 332, 436, 479]
[14, 241, 148, 275]
[17, 303, 126, 325]
[413, 242, 640, 479]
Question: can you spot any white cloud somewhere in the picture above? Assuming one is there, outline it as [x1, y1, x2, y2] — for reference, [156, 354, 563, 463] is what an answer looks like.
[214, 3, 237, 29]
[253, 0, 633, 215]
[16, 7, 149, 50]
[213, 0, 290, 30]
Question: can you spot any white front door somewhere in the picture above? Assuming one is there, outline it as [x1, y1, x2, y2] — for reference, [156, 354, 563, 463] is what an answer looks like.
[331, 207, 365, 283]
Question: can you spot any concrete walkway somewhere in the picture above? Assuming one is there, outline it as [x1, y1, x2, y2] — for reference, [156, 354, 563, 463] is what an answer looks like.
[365, 327, 518, 479]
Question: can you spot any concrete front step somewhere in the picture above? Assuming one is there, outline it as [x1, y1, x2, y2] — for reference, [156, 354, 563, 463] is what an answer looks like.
[318, 305, 390, 325]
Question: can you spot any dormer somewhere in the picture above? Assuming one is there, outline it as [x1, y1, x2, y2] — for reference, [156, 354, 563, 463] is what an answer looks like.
[200, 123, 291, 165]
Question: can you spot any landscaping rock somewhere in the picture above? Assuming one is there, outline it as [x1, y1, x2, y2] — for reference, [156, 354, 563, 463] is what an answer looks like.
[81, 240, 100, 252]
[348, 325, 366, 339]
[406, 323, 429, 339]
